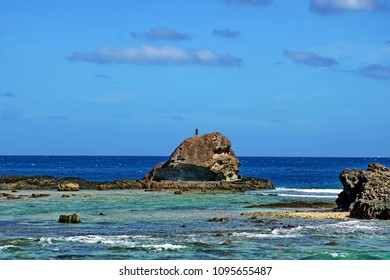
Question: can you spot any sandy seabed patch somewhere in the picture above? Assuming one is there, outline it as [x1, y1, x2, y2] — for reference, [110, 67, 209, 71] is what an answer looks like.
[243, 211, 350, 220]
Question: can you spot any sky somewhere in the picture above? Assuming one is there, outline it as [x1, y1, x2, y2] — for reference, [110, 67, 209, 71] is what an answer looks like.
[1, 0, 390, 157]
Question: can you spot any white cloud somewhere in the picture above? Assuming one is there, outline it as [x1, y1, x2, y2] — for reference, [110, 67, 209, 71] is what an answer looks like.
[131, 27, 192, 41]
[283, 50, 338, 67]
[213, 29, 241, 38]
[69, 45, 243, 67]
[356, 64, 390, 80]
[310, 0, 389, 14]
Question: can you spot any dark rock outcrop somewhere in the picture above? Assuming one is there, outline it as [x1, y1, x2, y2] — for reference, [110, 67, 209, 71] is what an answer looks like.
[147, 132, 241, 181]
[336, 163, 390, 219]
[58, 213, 81, 223]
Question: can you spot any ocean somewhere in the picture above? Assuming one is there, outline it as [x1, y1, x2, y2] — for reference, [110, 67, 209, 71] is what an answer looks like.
[0, 156, 389, 260]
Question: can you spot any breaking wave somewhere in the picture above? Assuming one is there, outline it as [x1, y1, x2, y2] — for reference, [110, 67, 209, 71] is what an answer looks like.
[36, 235, 186, 251]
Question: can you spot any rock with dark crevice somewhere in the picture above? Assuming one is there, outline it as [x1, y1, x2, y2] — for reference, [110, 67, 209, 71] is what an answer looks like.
[336, 163, 390, 219]
[147, 132, 241, 181]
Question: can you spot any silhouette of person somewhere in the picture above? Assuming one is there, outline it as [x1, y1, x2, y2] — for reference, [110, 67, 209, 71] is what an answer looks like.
[195, 128, 198, 136]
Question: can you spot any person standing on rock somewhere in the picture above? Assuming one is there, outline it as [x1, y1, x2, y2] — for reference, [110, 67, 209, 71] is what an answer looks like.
[195, 128, 198, 137]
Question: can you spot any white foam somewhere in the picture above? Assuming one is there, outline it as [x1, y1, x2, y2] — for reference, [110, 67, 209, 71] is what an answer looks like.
[0, 245, 18, 251]
[140, 244, 186, 251]
[36, 235, 186, 251]
[276, 188, 341, 194]
[306, 220, 379, 233]
[38, 237, 53, 245]
[233, 230, 302, 239]
[277, 194, 337, 198]
[327, 252, 349, 258]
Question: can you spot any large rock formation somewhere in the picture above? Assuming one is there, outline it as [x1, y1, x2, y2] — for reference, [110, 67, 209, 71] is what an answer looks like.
[147, 132, 241, 181]
[336, 163, 390, 219]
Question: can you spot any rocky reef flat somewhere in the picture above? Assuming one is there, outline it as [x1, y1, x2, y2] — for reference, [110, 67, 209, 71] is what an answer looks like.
[0, 175, 274, 192]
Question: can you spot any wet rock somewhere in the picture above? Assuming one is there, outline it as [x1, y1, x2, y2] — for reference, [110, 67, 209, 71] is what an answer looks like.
[30, 193, 50, 198]
[208, 217, 229, 222]
[337, 163, 390, 219]
[58, 213, 81, 223]
[267, 219, 278, 225]
[97, 185, 107, 191]
[221, 239, 235, 245]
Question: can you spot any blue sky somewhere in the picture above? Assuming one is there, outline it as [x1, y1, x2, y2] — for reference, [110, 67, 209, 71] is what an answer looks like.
[1, 0, 389, 156]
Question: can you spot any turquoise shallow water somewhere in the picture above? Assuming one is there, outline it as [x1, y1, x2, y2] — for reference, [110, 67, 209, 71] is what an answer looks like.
[1, 156, 390, 260]
[1, 190, 389, 260]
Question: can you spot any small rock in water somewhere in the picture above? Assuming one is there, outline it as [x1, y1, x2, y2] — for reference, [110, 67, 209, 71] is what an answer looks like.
[208, 217, 228, 222]
[30, 193, 50, 198]
[58, 213, 81, 223]
[221, 239, 235, 245]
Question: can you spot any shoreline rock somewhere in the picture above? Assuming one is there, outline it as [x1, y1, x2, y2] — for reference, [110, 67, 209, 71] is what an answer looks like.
[0, 175, 275, 192]
[58, 182, 80, 191]
[336, 163, 390, 219]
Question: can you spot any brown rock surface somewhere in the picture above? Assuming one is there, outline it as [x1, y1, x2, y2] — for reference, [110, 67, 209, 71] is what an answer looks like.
[58, 182, 80, 191]
[148, 132, 241, 181]
[336, 163, 390, 219]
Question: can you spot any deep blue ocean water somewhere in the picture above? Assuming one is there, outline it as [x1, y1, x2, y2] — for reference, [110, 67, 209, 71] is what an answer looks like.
[1, 156, 389, 260]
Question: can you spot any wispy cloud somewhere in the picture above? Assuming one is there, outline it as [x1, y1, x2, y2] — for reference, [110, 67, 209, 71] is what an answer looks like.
[172, 115, 185, 121]
[283, 50, 338, 67]
[213, 29, 240, 39]
[223, 0, 271, 6]
[95, 74, 111, 79]
[1, 108, 23, 121]
[0, 92, 16, 98]
[310, 0, 389, 15]
[131, 27, 192, 41]
[68, 45, 243, 67]
[355, 64, 390, 80]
